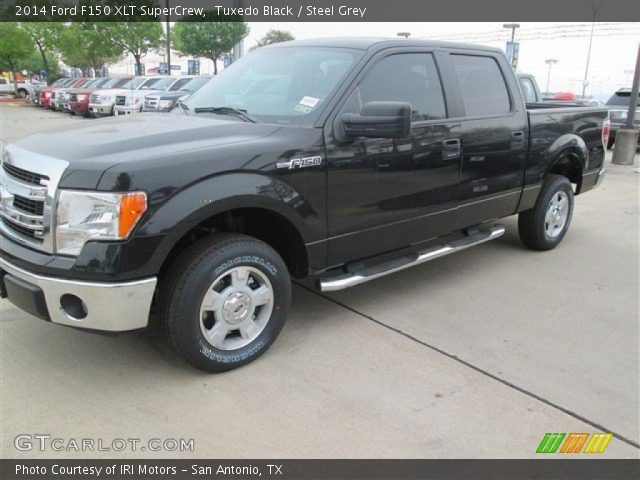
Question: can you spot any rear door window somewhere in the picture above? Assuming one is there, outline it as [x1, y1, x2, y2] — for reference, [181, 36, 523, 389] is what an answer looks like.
[452, 55, 511, 116]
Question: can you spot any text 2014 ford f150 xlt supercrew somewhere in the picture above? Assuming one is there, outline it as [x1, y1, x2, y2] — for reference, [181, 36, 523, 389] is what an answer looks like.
[0, 39, 609, 372]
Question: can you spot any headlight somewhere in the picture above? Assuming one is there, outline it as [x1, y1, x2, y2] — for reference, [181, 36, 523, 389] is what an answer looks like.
[158, 99, 174, 109]
[55, 190, 147, 256]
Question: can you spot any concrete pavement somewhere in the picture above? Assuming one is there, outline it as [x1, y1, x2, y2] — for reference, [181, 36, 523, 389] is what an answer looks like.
[1, 104, 638, 459]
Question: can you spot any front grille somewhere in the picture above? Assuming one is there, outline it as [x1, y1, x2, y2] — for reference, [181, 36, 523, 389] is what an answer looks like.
[51, 92, 56, 99]
[144, 97, 158, 110]
[115, 95, 126, 106]
[90, 94, 100, 104]
[2, 217, 41, 240]
[0, 149, 67, 253]
[70, 93, 78, 102]
[13, 195, 44, 215]
[3, 162, 49, 186]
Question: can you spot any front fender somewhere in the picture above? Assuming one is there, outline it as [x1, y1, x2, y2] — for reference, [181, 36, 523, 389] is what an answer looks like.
[135, 172, 325, 273]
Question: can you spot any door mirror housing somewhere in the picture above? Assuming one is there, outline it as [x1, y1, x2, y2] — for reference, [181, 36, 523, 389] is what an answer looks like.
[342, 102, 411, 139]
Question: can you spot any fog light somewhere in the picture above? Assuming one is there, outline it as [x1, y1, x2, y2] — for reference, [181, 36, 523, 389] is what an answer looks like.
[60, 294, 88, 320]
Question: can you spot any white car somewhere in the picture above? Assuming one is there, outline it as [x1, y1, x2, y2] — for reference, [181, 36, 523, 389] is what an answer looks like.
[88, 76, 158, 117]
[113, 76, 194, 115]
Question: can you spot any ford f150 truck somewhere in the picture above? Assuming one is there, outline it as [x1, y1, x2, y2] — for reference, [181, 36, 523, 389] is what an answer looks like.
[113, 76, 194, 116]
[0, 39, 609, 372]
[143, 76, 212, 112]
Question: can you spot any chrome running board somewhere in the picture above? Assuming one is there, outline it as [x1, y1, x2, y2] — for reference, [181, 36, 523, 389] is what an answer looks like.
[318, 225, 506, 292]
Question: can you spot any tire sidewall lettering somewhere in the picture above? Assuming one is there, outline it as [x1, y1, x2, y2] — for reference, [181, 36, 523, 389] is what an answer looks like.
[214, 255, 278, 278]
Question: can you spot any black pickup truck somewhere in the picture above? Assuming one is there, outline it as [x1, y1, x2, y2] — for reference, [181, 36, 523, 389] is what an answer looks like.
[0, 39, 609, 372]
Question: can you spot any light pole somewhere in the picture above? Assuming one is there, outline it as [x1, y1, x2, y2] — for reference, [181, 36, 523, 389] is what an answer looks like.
[545, 59, 558, 96]
[503, 23, 520, 43]
[582, 1, 604, 98]
[397, 32, 411, 39]
[165, 0, 171, 75]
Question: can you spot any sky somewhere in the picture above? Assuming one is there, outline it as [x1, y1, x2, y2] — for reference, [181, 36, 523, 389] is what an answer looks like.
[112, 22, 639, 100]
[241, 22, 640, 99]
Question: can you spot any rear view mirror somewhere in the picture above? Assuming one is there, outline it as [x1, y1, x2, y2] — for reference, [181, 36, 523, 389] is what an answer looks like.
[342, 102, 411, 139]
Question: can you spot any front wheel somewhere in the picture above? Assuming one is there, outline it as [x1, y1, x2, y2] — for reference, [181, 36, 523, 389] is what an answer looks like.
[158, 233, 291, 372]
[518, 174, 574, 251]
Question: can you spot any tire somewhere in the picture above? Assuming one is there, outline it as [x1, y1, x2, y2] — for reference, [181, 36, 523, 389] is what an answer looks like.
[518, 174, 574, 251]
[158, 233, 291, 372]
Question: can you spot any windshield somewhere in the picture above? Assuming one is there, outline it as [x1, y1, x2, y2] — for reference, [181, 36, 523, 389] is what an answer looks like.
[606, 91, 640, 108]
[169, 77, 193, 91]
[181, 76, 210, 92]
[143, 76, 176, 90]
[84, 78, 102, 88]
[184, 47, 361, 125]
[117, 77, 147, 90]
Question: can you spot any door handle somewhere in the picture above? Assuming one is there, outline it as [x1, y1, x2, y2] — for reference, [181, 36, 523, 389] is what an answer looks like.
[442, 138, 461, 160]
[511, 131, 525, 150]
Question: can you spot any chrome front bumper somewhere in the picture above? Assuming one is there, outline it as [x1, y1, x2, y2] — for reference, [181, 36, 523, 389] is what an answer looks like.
[0, 257, 156, 332]
[114, 106, 139, 115]
[88, 104, 114, 115]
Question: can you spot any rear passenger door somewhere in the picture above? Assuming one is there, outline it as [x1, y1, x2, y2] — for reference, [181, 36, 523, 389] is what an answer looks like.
[325, 50, 463, 265]
[447, 52, 528, 226]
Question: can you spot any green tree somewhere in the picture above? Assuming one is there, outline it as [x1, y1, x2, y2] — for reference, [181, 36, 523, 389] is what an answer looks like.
[173, 21, 249, 74]
[112, 22, 164, 75]
[20, 22, 62, 83]
[0, 24, 36, 94]
[57, 23, 124, 75]
[250, 29, 294, 51]
[18, 50, 60, 79]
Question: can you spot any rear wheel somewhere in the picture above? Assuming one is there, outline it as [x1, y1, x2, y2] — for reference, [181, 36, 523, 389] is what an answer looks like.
[518, 174, 574, 251]
[158, 233, 291, 372]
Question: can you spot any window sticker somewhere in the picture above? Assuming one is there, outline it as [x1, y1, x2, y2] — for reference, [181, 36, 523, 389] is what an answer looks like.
[299, 96, 320, 108]
[294, 104, 313, 114]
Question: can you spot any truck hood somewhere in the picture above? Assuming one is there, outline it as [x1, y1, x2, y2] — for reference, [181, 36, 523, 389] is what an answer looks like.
[91, 88, 138, 97]
[116, 89, 162, 99]
[11, 113, 282, 188]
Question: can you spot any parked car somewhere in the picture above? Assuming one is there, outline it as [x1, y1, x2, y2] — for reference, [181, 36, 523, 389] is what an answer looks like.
[113, 76, 194, 115]
[38, 78, 74, 107]
[69, 77, 129, 117]
[88, 76, 156, 117]
[43, 77, 87, 110]
[0, 76, 13, 96]
[605, 88, 639, 149]
[53, 78, 92, 112]
[0, 39, 609, 372]
[143, 76, 212, 112]
[27, 82, 46, 105]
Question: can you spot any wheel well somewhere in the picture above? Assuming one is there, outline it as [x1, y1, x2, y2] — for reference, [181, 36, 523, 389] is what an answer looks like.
[549, 153, 583, 193]
[159, 208, 309, 279]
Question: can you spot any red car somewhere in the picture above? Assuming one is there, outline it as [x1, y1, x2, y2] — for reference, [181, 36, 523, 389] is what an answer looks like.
[38, 78, 73, 107]
[69, 77, 130, 116]
[40, 77, 88, 109]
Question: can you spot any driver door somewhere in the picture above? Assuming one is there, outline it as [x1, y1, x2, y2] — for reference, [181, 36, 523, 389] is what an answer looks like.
[324, 51, 462, 266]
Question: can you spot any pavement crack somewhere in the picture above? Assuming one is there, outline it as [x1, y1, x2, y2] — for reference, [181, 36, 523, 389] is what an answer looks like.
[296, 282, 640, 451]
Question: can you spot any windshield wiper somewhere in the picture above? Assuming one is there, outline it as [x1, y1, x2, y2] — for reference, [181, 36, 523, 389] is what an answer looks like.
[193, 106, 257, 123]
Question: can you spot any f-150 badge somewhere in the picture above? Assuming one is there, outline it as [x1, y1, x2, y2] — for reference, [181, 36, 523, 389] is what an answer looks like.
[276, 156, 323, 170]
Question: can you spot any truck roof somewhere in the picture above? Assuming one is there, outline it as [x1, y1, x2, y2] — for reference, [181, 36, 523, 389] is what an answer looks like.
[264, 37, 503, 54]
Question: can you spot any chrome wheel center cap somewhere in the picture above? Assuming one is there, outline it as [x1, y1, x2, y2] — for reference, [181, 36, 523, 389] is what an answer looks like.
[222, 291, 252, 324]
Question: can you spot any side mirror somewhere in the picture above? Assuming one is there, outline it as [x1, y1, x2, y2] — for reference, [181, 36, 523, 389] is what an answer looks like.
[342, 101, 411, 139]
